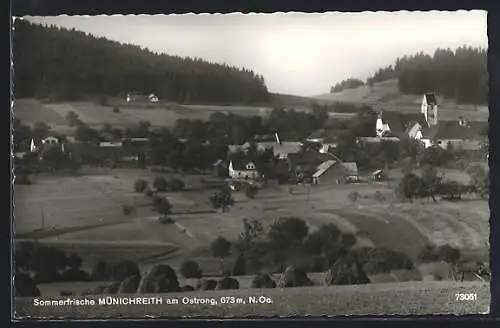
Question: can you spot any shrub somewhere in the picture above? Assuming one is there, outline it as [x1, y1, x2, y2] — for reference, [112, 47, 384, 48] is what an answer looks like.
[122, 204, 135, 216]
[152, 196, 172, 215]
[112, 106, 120, 113]
[111, 260, 141, 282]
[90, 260, 112, 281]
[138, 265, 180, 293]
[144, 187, 154, 198]
[348, 191, 361, 203]
[417, 244, 461, 264]
[361, 248, 414, 274]
[232, 252, 247, 276]
[436, 245, 461, 264]
[169, 177, 185, 191]
[374, 191, 385, 202]
[325, 253, 370, 285]
[180, 260, 203, 279]
[250, 272, 276, 288]
[153, 177, 169, 192]
[134, 179, 148, 193]
[158, 216, 175, 224]
[340, 233, 357, 249]
[15, 273, 41, 297]
[417, 245, 440, 263]
[244, 184, 259, 199]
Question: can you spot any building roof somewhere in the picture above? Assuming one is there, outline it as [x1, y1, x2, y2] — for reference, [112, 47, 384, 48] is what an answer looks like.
[288, 151, 342, 168]
[229, 141, 302, 157]
[213, 159, 227, 167]
[422, 121, 488, 140]
[424, 93, 437, 105]
[380, 111, 428, 137]
[230, 160, 258, 171]
[312, 160, 337, 178]
[372, 169, 383, 176]
[342, 162, 358, 175]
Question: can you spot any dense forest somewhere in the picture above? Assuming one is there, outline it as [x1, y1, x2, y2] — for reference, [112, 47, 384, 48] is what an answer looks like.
[330, 78, 365, 93]
[331, 47, 487, 105]
[13, 20, 269, 104]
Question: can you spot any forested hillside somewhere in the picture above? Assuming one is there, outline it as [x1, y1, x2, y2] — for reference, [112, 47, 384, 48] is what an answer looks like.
[13, 20, 269, 104]
[330, 47, 487, 105]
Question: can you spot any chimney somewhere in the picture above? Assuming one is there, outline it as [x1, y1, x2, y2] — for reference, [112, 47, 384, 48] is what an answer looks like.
[275, 132, 282, 145]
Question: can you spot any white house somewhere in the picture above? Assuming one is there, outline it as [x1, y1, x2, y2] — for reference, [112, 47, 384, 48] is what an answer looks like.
[228, 160, 260, 180]
[42, 136, 60, 144]
[148, 94, 159, 103]
[375, 114, 392, 137]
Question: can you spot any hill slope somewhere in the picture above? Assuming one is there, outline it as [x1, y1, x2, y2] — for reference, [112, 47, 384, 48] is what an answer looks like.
[15, 281, 489, 317]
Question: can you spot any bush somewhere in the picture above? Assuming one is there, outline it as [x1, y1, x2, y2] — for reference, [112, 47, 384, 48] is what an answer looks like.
[134, 179, 148, 193]
[325, 253, 370, 285]
[417, 244, 461, 264]
[169, 177, 185, 191]
[15, 273, 41, 297]
[179, 260, 203, 279]
[244, 184, 259, 199]
[436, 245, 461, 263]
[111, 260, 141, 281]
[152, 196, 172, 215]
[90, 260, 112, 281]
[138, 265, 180, 293]
[348, 191, 361, 203]
[215, 277, 240, 290]
[158, 216, 176, 224]
[153, 177, 169, 192]
[144, 187, 154, 198]
[122, 204, 135, 216]
[250, 272, 276, 288]
[232, 253, 247, 276]
[361, 248, 414, 274]
[417, 245, 440, 263]
[374, 191, 385, 202]
[112, 106, 120, 113]
[340, 233, 357, 249]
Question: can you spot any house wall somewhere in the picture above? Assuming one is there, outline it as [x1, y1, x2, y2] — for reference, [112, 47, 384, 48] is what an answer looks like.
[230, 169, 260, 180]
[421, 138, 483, 150]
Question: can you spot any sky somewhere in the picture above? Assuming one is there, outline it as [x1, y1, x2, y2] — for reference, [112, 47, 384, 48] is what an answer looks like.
[24, 11, 487, 97]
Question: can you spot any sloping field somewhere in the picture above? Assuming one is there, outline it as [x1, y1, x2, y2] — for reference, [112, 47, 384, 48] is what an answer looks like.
[14, 281, 489, 317]
[313, 79, 488, 121]
[14, 170, 489, 277]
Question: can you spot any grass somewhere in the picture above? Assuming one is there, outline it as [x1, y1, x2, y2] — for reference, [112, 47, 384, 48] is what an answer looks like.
[13, 168, 489, 281]
[14, 281, 489, 318]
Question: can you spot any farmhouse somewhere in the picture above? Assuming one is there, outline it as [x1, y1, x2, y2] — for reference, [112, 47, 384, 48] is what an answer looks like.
[125, 93, 159, 103]
[419, 120, 488, 150]
[42, 136, 60, 145]
[375, 111, 428, 139]
[228, 160, 260, 180]
[312, 160, 359, 185]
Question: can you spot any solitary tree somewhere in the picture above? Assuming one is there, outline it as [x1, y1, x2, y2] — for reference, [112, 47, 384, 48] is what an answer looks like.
[211, 236, 232, 274]
[152, 196, 172, 215]
[209, 187, 235, 213]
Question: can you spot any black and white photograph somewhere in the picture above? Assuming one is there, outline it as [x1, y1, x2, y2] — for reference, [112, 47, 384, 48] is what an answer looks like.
[11, 11, 490, 318]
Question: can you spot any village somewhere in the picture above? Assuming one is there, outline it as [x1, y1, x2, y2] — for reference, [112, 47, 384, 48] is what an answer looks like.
[12, 14, 490, 317]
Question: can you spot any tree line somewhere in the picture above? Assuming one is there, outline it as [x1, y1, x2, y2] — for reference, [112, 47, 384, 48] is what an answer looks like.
[330, 47, 487, 105]
[13, 20, 269, 104]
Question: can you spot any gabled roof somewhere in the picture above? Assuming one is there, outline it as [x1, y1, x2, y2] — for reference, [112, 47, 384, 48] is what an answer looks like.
[424, 93, 437, 105]
[380, 111, 428, 137]
[213, 159, 227, 167]
[422, 121, 488, 140]
[312, 160, 337, 178]
[230, 160, 258, 171]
